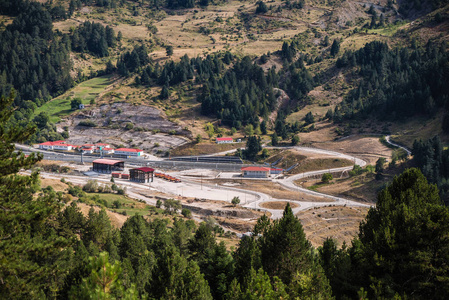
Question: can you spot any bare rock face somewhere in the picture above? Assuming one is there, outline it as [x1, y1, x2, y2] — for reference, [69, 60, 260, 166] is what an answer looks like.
[62, 103, 190, 153]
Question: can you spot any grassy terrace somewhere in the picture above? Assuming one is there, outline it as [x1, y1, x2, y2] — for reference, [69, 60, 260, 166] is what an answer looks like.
[35, 75, 115, 123]
[87, 192, 154, 216]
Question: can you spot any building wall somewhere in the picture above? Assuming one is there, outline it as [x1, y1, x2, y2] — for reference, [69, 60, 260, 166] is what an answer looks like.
[243, 170, 269, 178]
[53, 145, 72, 151]
[216, 140, 233, 144]
[115, 151, 142, 156]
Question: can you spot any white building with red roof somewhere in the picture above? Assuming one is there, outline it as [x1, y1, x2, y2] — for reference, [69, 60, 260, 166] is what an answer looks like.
[97, 147, 114, 154]
[38, 141, 73, 151]
[114, 148, 144, 157]
[96, 143, 110, 148]
[82, 144, 96, 149]
[241, 166, 270, 178]
[216, 137, 234, 144]
[82, 147, 94, 154]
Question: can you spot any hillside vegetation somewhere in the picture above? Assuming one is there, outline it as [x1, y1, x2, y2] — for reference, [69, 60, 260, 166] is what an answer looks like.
[2, 0, 449, 298]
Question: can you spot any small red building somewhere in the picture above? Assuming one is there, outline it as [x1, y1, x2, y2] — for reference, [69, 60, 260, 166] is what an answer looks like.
[92, 159, 124, 174]
[129, 167, 154, 183]
[216, 137, 233, 144]
[241, 166, 270, 178]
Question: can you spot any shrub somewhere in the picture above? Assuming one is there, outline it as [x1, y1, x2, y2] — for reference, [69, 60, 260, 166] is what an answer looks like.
[83, 180, 99, 193]
[112, 200, 121, 209]
[181, 208, 192, 218]
[78, 120, 97, 127]
[124, 122, 134, 130]
[321, 173, 333, 184]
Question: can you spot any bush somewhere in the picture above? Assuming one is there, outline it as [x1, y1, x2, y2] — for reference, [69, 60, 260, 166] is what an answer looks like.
[164, 198, 181, 215]
[181, 208, 192, 218]
[349, 164, 363, 177]
[68, 186, 84, 197]
[124, 122, 134, 130]
[231, 196, 240, 206]
[83, 180, 98, 193]
[156, 199, 162, 208]
[112, 200, 121, 209]
[321, 173, 333, 184]
[291, 135, 300, 145]
[78, 120, 97, 127]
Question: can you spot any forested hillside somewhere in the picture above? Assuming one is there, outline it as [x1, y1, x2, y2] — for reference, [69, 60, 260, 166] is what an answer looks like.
[2, 93, 449, 298]
[335, 41, 449, 121]
[1, 0, 449, 298]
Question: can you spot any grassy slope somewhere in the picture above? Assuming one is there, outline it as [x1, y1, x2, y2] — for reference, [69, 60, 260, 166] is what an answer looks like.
[35, 75, 116, 123]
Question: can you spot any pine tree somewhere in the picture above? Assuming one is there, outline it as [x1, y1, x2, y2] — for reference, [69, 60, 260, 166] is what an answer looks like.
[330, 39, 340, 57]
[260, 203, 313, 286]
[0, 91, 71, 297]
[358, 168, 449, 298]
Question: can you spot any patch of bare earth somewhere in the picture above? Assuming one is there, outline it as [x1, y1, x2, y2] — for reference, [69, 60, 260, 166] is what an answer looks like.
[40, 178, 69, 192]
[62, 103, 189, 152]
[298, 172, 383, 203]
[208, 179, 332, 202]
[313, 136, 392, 165]
[260, 201, 299, 210]
[297, 206, 370, 248]
[172, 142, 245, 156]
[289, 157, 354, 174]
[266, 150, 307, 170]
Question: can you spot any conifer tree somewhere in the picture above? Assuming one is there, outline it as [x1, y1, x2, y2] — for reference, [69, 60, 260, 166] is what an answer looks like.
[358, 168, 449, 298]
[0, 91, 71, 297]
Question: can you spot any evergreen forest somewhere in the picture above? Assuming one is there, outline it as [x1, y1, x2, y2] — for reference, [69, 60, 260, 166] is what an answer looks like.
[1, 0, 449, 299]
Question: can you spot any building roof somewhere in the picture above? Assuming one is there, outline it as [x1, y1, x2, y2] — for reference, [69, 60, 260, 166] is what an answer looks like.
[271, 168, 283, 171]
[241, 166, 270, 172]
[216, 137, 233, 141]
[132, 167, 155, 173]
[39, 140, 66, 146]
[82, 144, 95, 147]
[92, 159, 124, 165]
[115, 148, 143, 152]
[83, 148, 94, 151]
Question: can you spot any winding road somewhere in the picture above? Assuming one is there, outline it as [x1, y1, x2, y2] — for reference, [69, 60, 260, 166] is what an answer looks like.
[19, 135, 409, 219]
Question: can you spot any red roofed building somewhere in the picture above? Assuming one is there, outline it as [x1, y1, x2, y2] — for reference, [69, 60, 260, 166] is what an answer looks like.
[92, 159, 124, 173]
[216, 137, 234, 144]
[38, 141, 72, 151]
[82, 147, 94, 154]
[114, 148, 144, 157]
[95, 147, 114, 154]
[130, 167, 154, 183]
[241, 166, 270, 178]
[270, 168, 284, 175]
[96, 143, 110, 148]
[82, 144, 96, 149]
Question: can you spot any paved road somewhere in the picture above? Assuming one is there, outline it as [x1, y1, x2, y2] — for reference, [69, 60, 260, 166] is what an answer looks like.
[18, 142, 381, 219]
[385, 135, 411, 156]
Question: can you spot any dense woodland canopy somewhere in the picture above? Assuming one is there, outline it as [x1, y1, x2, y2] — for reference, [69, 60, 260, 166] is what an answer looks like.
[412, 136, 449, 204]
[1, 0, 449, 298]
[2, 90, 449, 298]
[335, 41, 449, 121]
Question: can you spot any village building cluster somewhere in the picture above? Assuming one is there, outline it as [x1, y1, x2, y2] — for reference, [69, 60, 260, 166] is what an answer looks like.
[37, 141, 144, 157]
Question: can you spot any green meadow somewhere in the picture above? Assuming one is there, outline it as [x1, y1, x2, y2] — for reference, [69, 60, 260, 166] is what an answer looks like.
[35, 75, 115, 123]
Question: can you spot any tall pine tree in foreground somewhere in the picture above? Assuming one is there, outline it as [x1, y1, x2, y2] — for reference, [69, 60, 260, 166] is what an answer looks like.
[358, 168, 449, 299]
[0, 91, 71, 297]
[259, 203, 333, 298]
